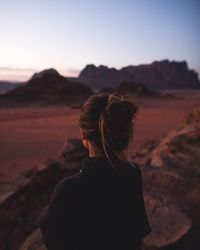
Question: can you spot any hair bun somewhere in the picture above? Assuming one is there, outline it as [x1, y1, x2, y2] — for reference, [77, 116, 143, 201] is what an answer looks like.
[107, 102, 132, 123]
[105, 93, 139, 131]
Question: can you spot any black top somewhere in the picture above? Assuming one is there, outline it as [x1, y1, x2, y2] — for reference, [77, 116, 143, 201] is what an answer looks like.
[40, 156, 151, 250]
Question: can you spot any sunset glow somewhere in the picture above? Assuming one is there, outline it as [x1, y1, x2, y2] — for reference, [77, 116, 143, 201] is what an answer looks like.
[0, 0, 199, 81]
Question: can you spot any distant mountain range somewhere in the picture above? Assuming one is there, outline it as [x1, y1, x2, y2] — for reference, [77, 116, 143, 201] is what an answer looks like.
[0, 81, 22, 94]
[0, 60, 199, 106]
[78, 60, 200, 90]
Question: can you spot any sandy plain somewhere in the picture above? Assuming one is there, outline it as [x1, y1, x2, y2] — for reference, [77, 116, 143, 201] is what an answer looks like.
[0, 90, 199, 184]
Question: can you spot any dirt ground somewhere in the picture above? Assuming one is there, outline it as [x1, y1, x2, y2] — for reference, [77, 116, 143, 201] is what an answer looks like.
[0, 90, 199, 184]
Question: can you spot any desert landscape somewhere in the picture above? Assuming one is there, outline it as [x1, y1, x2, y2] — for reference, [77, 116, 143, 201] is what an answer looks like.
[1, 1, 200, 249]
[0, 62, 200, 250]
[0, 90, 199, 184]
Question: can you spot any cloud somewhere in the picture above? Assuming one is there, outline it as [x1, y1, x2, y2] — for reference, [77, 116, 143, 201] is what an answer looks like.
[0, 67, 36, 82]
[0, 67, 81, 81]
[59, 68, 81, 77]
[0, 67, 35, 72]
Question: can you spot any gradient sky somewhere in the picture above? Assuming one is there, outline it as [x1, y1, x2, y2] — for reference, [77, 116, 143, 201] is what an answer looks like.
[0, 0, 199, 81]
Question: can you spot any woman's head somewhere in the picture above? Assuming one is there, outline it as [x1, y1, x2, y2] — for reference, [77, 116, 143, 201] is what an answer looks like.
[79, 92, 139, 168]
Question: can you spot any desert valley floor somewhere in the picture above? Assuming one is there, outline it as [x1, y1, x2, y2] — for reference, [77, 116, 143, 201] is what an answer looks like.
[0, 90, 200, 184]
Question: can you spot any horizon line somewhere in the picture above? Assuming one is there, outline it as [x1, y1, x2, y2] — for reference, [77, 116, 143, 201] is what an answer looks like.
[0, 59, 200, 82]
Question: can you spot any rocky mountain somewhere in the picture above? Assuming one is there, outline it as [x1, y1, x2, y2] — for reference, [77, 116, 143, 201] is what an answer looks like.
[0, 69, 93, 106]
[78, 60, 200, 90]
[0, 106, 199, 249]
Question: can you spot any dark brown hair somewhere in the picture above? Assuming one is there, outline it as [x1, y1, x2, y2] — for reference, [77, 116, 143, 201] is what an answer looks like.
[79, 92, 139, 170]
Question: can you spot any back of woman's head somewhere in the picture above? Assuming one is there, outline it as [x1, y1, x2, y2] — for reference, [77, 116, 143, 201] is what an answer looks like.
[79, 92, 139, 170]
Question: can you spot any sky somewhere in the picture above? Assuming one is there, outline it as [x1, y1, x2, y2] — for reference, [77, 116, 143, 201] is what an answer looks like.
[0, 0, 199, 81]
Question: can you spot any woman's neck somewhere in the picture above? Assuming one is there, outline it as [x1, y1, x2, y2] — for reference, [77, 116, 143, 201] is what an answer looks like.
[88, 141, 103, 158]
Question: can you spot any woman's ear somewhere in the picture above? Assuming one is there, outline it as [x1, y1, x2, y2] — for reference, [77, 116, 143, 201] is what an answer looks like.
[80, 129, 86, 140]
[80, 129, 89, 149]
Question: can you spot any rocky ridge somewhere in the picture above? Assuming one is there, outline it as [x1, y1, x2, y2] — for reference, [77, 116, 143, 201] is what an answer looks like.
[79, 60, 200, 90]
[135, 106, 200, 249]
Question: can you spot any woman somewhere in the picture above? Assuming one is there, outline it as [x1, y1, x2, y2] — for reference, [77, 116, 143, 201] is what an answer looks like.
[40, 92, 151, 250]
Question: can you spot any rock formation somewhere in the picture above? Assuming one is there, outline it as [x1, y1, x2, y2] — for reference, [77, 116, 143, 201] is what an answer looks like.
[78, 60, 200, 90]
[116, 81, 159, 97]
[135, 106, 200, 249]
[0, 69, 93, 106]
[0, 139, 88, 250]
[99, 81, 174, 99]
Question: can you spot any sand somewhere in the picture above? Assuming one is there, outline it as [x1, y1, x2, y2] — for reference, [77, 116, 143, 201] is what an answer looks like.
[0, 90, 199, 184]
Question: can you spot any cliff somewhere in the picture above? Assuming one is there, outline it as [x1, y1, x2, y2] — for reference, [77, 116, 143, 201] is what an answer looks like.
[79, 60, 200, 90]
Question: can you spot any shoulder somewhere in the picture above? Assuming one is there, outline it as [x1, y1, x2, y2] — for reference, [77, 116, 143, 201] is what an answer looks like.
[50, 171, 83, 207]
[124, 160, 142, 178]
[129, 160, 141, 172]
[120, 160, 144, 190]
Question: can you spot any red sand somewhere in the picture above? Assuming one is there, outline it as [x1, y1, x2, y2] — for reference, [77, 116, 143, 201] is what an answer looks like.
[0, 91, 199, 184]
